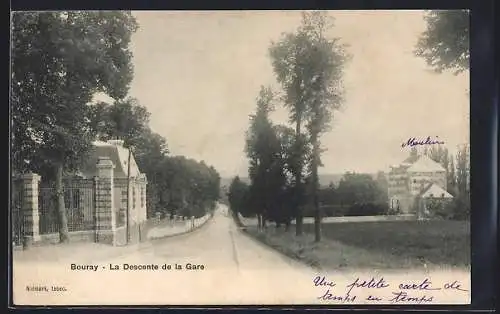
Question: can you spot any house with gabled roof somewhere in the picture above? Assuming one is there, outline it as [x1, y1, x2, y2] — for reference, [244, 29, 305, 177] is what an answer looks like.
[79, 140, 148, 238]
[80, 140, 142, 179]
[387, 154, 452, 217]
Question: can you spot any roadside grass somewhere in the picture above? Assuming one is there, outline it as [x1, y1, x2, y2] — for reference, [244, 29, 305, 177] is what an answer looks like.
[244, 219, 470, 272]
[303, 220, 470, 268]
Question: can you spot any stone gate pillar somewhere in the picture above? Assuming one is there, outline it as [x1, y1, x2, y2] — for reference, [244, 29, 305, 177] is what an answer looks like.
[21, 173, 41, 247]
[95, 157, 116, 245]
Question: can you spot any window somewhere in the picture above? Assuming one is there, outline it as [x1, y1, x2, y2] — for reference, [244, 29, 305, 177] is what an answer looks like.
[132, 187, 136, 209]
[140, 187, 144, 208]
[413, 179, 417, 184]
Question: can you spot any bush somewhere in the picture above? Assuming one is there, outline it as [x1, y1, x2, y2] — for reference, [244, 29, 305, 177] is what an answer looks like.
[302, 203, 386, 217]
[427, 197, 469, 220]
[321, 205, 348, 217]
[346, 202, 388, 216]
[387, 205, 401, 215]
[447, 197, 470, 220]
[428, 198, 451, 219]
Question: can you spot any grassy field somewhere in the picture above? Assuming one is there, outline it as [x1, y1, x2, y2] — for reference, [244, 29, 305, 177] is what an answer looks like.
[303, 220, 470, 268]
[245, 219, 470, 271]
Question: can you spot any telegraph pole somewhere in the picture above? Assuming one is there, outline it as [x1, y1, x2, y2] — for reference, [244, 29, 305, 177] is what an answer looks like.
[126, 147, 131, 244]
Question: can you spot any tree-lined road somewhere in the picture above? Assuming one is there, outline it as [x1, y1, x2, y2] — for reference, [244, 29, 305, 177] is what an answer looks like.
[96, 203, 319, 304]
[14, 203, 471, 306]
[14, 204, 322, 305]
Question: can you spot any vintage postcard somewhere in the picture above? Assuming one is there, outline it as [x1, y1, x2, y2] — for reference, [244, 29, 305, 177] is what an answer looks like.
[11, 10, 470, 306]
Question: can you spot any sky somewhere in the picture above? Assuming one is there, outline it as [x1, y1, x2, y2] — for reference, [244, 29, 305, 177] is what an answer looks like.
[98, 10, 469, 178]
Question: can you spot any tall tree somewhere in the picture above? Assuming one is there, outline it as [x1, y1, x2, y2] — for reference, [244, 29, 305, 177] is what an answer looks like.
[441, 149, 449, 173]
[427, 146, 450, 172]
[228, 176, 250, 218]
[415, 10, 469, 74]
[131, 128, 169, 218]
[273, 124, 297, 230]
[270, 11, 349, 241]
[448, 155, 457, 195]
[456, 145, 469, 198]
[245, 86, 284, 230]
[453, 145, 470, 219]
[301, 12, 349, 242]
[270, 25, 310, 236]
[11, 11, 139, 242]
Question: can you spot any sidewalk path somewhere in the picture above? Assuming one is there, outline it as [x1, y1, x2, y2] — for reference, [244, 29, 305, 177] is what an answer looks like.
[146, 214, 211, 239]
[12, 241, 152, 265]
[12, 215, 212, 265]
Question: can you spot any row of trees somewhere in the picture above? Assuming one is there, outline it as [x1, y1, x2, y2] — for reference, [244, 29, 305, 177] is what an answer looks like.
[11, 11, 220, 243]
[90, 99, 221, 219]
[229, 10, 470, 241]
[229, 170, 389, 219]
[229, 12, 350, 242]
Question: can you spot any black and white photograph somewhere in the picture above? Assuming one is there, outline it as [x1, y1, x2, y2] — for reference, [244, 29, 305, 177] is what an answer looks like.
[11, 10, 471, 305]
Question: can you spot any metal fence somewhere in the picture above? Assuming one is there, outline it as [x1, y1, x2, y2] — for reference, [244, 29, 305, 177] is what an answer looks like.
[11, 175, 145, 246]
[38, 178, 96, 235]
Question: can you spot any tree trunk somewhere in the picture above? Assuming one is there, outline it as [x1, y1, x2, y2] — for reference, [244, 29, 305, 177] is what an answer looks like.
[56, 163, 69, 243]
[312, 137, 321, 242]
[295, 118, 303, 236]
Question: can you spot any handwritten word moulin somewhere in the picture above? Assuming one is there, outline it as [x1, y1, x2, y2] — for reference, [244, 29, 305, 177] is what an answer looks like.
[401, 136, 445, 148]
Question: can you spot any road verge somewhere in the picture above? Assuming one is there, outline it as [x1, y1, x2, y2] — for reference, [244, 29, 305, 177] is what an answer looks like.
[233, 214, 434, 272]
[232, 214, 322, 270]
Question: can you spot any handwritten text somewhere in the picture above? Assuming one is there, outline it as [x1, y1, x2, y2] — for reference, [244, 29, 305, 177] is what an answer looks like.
[313, 276, 469, 304]
[401, 136, 445, 148]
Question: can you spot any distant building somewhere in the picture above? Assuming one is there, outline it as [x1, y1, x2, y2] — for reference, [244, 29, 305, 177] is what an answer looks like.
[387, 154, 453, 216]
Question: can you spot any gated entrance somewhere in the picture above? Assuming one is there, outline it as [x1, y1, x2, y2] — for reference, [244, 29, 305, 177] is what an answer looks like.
[12, 167, 147, 246]
[38, 177, 98, 241]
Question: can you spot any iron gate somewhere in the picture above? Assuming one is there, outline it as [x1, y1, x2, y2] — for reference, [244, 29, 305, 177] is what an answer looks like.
[38, 178, 97, 237]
